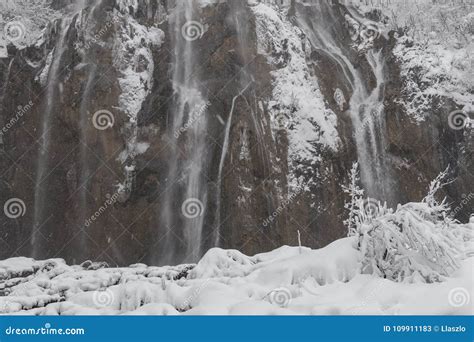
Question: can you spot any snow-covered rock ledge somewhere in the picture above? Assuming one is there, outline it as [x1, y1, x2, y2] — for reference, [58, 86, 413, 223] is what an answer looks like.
[1, 237, 472, 315]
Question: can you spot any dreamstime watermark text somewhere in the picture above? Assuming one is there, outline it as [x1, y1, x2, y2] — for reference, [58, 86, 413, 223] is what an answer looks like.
[4, 323, 85, 336]
[451, 192, 474, 217]
[82, 16, 121, 50]
[263, 185, 305, 227]
[174, 101, 210, 138]
[84, 192, 120, 227]
[0, 100, 34, 136]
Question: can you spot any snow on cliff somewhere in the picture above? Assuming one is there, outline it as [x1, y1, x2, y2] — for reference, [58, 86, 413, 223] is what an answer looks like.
[354, 0, 473, 121]
[252, 3, 341, 162]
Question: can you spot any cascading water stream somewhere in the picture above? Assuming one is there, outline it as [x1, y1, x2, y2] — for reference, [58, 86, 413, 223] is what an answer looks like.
[161, 1, 208, 263]
[358, 50, 393, 202]
[32, 18, 72, 258]
[78, 63, 97, 248]
[213, 1, 274, 245]
[214, 81, 252, 246]
[230, 2, 269, 175]
[295, 2, 394, 202]
[77, 0, 102, 255]
[344, 48, 392, 201]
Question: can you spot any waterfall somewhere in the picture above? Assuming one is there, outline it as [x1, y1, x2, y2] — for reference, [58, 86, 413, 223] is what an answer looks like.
[295, 2, 394, 203]
[213, 1, 271, 246]
[230, 2, 267, 175]
[352, 50, 393, 202]
[215, 81, 252, 246]
[77, 0, 102, 256]
[160, 1, 208, 264]
[31, 0, 95, 259]
[32, 18, 72, 258]
[78, 63, 97, 250]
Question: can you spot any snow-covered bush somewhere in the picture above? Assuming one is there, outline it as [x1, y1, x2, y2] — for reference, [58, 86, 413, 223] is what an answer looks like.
[341, 162, 364, 236]
[343, 165, 471, 283]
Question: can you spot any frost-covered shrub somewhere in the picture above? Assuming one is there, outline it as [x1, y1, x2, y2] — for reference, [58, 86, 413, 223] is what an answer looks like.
[341, 162, 364, 236]
[343, 165, 471, 283]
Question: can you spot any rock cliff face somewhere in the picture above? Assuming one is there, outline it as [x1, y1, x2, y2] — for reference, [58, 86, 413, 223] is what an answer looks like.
[0, 0, 472, 266]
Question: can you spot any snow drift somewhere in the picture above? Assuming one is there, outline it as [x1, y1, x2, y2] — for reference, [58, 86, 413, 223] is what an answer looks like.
[1, 232, 472, 315]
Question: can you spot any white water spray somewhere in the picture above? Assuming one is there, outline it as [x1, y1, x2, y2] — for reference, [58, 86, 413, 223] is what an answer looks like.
[295, 3, 394, 202]
[161, 1, 208, 263]
[214, 81, 252, 245]
[32, 18, 72, 258]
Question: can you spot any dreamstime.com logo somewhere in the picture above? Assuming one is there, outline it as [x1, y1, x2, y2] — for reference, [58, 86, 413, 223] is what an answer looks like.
[349, 20, 382, 42]
[4, 323, 85, 336]
[268, 287, 292, 308]
[181, 21, 204, 41]
[448, 110, 472, 130]
[363, 198, 380, 217]
[3, 21, 26, 43]
[3, 198, 26, 219]
[181, 198, 205, 219]
[448, 287, 471, 308]
[92, 109, 115, 130]
[92, 289, 115, 308]
[359, 22, 381, 41]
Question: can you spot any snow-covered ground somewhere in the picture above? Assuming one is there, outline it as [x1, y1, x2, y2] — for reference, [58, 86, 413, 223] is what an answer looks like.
[1, 235, 472, 316]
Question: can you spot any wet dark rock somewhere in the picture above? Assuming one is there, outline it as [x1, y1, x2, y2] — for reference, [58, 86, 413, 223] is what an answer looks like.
[0, 0, 471, 266]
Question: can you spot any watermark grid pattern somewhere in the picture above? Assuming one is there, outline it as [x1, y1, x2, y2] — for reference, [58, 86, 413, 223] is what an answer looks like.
[0, 0, 471, 289]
